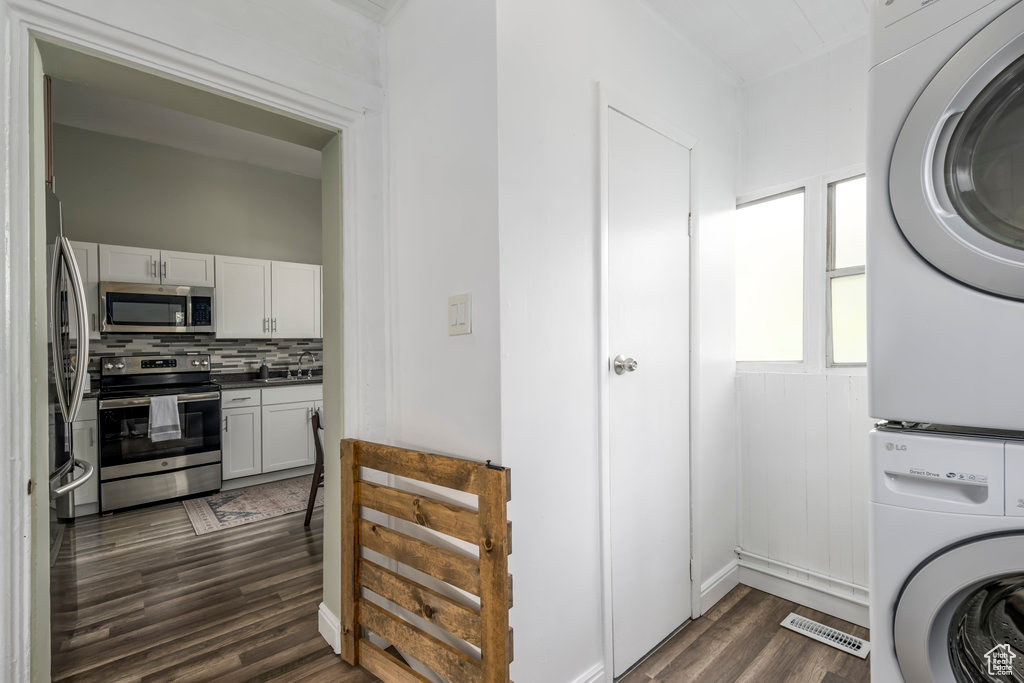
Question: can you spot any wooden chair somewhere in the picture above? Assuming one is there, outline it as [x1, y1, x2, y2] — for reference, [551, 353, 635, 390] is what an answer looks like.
[303, 410, 324, 526]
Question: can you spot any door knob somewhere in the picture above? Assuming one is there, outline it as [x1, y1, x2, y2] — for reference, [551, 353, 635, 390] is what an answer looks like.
[613, 355, 638, 375]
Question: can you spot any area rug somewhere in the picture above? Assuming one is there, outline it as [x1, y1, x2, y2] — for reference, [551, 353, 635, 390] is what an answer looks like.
[182, 476, 322, 535]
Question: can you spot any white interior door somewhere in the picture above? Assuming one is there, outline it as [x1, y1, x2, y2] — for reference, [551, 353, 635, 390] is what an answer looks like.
[607, 107, 691, 677]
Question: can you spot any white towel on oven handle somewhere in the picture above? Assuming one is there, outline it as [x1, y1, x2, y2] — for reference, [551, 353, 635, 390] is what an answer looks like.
[148, 394, 181, 442]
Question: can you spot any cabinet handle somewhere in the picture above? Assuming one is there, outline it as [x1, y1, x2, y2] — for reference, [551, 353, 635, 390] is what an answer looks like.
[151, 260, 157, 278]
[272, 318, 277, 333]
[224, 417, 229, 432]
[230, 397, 251, 402]
[162, 261, 167, 279]
[91, 312, 97, 333]
[263, 317, 269, 333]
[89, 427, 94, 447]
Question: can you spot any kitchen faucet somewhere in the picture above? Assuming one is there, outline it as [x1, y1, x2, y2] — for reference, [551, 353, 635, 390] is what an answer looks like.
[298, 351, 318, 379]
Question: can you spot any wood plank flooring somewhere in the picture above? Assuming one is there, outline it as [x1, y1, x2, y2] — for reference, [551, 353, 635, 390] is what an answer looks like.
[51, 501, 378, 682]
[621, 585, 870, 683]
[53, 501, 870, 682]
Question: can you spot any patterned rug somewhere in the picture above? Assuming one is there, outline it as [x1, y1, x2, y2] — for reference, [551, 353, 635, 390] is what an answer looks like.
[182, 476, 322, 535]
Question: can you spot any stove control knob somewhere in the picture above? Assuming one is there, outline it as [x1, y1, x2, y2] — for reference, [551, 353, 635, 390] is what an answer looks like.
[104, 362, 114, 371]
[200, 359, 209, 367]
[192, 359, 201, 367]
[114, 362, 125, 370]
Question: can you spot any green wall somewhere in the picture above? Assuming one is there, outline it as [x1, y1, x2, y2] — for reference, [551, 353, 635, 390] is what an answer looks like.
[53, 124, 322, 264]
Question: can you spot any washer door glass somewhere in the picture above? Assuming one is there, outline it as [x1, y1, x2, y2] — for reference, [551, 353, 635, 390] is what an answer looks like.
[949, 576, 1024, 681]
[946, 54, 1024, 251]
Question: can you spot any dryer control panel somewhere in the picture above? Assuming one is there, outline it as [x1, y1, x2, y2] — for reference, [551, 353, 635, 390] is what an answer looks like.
[1004, 443, 1024, 517]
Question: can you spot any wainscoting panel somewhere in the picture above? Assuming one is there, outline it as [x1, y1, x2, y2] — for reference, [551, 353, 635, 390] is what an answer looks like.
[738, 372, 873, 608]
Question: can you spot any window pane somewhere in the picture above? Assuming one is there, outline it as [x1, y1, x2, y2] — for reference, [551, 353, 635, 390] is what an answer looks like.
[736, 191, 804, 362]
[833, 176, 866, 269]
[831, 273, 866, 364]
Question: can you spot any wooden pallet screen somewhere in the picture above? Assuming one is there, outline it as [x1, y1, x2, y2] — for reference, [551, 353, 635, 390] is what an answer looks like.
[340, 439, 512, 683]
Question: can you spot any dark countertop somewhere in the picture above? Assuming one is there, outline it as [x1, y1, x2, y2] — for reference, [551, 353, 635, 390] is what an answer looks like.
[214, 371, 324, 390]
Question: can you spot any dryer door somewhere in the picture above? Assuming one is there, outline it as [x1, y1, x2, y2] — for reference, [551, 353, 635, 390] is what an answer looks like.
[894, 533, 1024, 682]
[891, 1, 1024, 299]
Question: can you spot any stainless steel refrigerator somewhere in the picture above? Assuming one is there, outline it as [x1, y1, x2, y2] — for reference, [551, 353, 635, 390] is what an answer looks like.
[48, 185, 94, 521]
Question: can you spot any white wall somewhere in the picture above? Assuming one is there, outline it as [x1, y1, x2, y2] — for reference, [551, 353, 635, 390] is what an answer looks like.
[496, 2, 739, 680]
[736, 37, 871, 624]
[739, 38, 867, 194]
[383, 0, 501, 460]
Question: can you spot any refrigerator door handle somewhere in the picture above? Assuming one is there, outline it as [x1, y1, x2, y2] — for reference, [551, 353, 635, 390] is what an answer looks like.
[49, 238, 71, 421]
[61, 236, 91, 423]
[51, 459, 94, 500]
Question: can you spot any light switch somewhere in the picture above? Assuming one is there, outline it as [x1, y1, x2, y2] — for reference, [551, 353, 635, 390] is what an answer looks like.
[448, 293, 472, 336]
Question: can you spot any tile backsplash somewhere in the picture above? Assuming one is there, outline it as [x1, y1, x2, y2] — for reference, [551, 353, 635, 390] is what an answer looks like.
[84, 335, 322, 375]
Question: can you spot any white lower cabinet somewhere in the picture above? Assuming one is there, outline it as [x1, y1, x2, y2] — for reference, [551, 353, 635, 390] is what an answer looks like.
[261, 402, 316, 472]
[222, 405, 262, 479]
[221, 385, 321, 481]
[72, 399, 98, 509]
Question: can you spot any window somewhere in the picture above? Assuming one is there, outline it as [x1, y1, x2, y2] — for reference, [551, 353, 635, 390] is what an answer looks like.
[827, 175, 867, 366]
[735, 189, 804, 362]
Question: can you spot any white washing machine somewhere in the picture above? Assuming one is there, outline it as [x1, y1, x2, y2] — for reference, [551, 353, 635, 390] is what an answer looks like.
[868, 0, 1024, 429]
[870, 427, 1024, 681]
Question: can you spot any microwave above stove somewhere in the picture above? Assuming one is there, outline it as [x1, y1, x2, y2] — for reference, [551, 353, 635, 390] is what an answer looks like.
[100, 282, 214, 334]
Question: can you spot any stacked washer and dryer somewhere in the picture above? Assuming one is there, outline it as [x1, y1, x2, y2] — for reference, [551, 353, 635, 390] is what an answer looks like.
[869, 0, 1024, 681]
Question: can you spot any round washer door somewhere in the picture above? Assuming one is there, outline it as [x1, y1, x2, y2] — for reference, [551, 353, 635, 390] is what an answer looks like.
[890, 1, 1024, 299]
[894, 533, 1024, 682]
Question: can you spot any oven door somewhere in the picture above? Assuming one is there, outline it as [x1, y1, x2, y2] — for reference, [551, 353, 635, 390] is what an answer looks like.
[98, 392, 221, 479]
[101, 282, 192, 333]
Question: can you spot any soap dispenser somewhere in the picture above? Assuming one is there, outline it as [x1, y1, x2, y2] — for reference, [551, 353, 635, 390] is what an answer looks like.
[258, 356, 270, 380]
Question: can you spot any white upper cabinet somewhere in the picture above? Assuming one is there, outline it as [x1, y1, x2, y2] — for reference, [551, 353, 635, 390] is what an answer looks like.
[215, 255, 272, 339]
[99, 244, 161, 284]
[68, 241, 101, 340]
[160, 250, 215, 287]
[271, 262, 321, 339]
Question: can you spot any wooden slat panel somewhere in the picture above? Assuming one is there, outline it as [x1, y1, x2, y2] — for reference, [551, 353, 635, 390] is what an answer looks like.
[360, 559, 482, 647]
[360, 480, 480, 545]
[357, 639, 430, 683]
[356, 441, 484, 494]
[340, 439, 359, 664]
[477, 466, 511, 680]
[359, 600, 482, 683]
[359, 519, 480, 596]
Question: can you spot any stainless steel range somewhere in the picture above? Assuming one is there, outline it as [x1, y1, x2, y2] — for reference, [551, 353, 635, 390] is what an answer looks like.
[98, 354, 221, 512]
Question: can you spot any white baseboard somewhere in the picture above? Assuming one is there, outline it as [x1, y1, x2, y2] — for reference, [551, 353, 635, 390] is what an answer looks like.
[572, 662, 605, 683]
[738, 565, 869, 628]
[221, 465, 314, 491]
[318, 602, 341, 654]
[700, 560, 739, 614]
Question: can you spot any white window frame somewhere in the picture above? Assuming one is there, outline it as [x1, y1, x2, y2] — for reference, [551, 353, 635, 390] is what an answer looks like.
[736, 164, 865, 375]
[826, 172, 867, 369]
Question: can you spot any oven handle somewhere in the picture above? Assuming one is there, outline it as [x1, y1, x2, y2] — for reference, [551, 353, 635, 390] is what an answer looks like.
[99, 392, 221, 410]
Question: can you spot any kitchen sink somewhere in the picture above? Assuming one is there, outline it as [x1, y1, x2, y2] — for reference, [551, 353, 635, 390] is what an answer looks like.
[261, 376, 301, 383]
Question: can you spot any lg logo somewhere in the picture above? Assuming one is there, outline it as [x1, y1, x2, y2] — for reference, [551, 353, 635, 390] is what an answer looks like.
[885, 442, 907, 452]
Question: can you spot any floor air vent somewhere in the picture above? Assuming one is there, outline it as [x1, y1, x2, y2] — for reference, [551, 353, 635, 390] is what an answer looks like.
[780, 613, 870, 659]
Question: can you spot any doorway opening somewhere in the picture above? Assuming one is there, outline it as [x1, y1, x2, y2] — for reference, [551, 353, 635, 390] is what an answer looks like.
[33, 37, 354, 680]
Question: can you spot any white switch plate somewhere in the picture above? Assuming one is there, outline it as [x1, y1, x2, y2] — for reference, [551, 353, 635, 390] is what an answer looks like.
[448, 293, 471, 336]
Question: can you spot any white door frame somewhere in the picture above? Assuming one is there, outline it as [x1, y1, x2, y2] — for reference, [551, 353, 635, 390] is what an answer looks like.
[0, 3, 370, 678]
[597, 83, 702, 680]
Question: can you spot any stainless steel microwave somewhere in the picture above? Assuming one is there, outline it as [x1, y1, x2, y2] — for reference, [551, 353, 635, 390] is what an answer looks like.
[100, 282, 215, 334]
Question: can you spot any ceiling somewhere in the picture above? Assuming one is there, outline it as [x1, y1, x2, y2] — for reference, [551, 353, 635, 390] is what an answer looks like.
[643, 0, 871, 83]
[328, 0, 403, 22]
[51, 79, 324, 179]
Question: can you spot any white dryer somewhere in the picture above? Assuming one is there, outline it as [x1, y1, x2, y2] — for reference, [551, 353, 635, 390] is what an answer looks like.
[870, 427, 1024, 682]
[868, 0, 1024, 429]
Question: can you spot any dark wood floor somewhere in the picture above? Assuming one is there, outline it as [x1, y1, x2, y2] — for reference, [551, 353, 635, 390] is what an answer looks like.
[51, 501, 377, 682]
[621, 585, 870, 682]
[53, 502, 869, 682]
